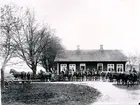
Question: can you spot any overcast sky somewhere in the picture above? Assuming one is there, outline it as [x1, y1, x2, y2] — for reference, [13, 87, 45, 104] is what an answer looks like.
[1, 0, 140, 55]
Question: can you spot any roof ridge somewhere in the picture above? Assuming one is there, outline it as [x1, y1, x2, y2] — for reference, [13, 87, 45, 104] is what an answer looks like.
[65, 49, 122, 51]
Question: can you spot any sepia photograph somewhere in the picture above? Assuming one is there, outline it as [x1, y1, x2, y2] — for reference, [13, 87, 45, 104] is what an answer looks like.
[0, 0, 140, 105]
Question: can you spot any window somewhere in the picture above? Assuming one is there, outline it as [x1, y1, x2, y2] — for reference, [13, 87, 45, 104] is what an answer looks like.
[97, 63, 103, 71]
[117, 64, 123, 73]
[69, 64, 76, 72]
[60, 64, 67, 71]
[107, 64, 114, 71]
[80, 63, 86, 70]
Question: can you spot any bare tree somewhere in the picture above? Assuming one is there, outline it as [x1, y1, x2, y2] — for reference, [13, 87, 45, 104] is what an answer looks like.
[134, 51, 140, 71]
[13, 9, 52, 78]
[0, 4, 22, 89]
[128, 53, 137, 70]
[1, 4, 63, 81]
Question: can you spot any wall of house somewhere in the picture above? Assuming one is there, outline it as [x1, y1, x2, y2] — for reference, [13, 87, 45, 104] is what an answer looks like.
[81, 62, 126, 71]
[55, 61, 126, 74]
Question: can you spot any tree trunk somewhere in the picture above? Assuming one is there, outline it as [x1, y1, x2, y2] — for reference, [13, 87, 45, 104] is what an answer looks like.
[31, 66, 37, 79]
[43, 61, 48, 72]
[1, 68, 4, 90]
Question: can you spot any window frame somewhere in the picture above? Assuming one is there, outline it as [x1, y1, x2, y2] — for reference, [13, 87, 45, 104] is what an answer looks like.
[107, 64, 114, 71]
[69, 64, 76, 72]
[60, 64, 67, 71]
[116, 64, 124, 72]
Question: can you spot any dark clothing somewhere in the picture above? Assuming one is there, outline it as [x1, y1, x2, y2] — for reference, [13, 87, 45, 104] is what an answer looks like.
[21, 72, 24, 79]
[23, 73, 26, 80]
[27, 73, 31, 80]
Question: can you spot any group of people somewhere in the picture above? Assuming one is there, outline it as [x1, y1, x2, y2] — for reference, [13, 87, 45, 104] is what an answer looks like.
[59, 68, 101, 81]
[58, 68, 140, 86]
[20, 72, 31, 80]
[10, 69, 54, 81]
[10, 68, 140, 87]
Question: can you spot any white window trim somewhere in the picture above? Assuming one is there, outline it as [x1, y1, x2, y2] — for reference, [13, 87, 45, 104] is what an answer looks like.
[97, 63, 103, 71]
[107, 64, 114, 71]
[60, 64, 67, 71]
[116, 64, 123, 72]
[80, 63, 86, 70]
[69, 64, 76, 72]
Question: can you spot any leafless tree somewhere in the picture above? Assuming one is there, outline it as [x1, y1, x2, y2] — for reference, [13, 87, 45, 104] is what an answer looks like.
[134, 51, 140, 71]
[13, 9, 53, 78]
[1, 4, 63, 81]
[0, 4, 22, 89]
[128, 53, 138, 70]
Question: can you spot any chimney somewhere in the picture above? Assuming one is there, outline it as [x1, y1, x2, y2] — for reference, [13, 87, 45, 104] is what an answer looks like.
[77, 45, 80, 50]
[100, 44, 103, 50]
[76, 45, 80, 54]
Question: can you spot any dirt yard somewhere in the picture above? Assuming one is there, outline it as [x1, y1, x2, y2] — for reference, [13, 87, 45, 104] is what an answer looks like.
[81, 81, 140, 105]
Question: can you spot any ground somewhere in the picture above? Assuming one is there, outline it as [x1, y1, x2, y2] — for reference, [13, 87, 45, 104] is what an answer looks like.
[80, 81, 140, 105]
[1, 83, 100, 105]
[1, 81, 140, 105]
[49, 81, 140, 105]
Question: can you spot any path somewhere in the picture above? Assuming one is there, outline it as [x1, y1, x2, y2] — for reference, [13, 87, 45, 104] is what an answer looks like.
[81, 81, 140, 105]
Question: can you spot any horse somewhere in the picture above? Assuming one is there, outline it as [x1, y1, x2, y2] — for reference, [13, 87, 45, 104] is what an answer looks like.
[71, 69, 76, 81]
[10, 69, 30, 84]
[131, 72, 138, 85]
[101, 71, 106, 81]
[113, 73, 121, 85]
[96, 71, 101, 81]
[137, 72, 140, 84]
[82, 70, 87, 81]
[67, 71, 72, 81]
[45, 70, 52, 82]
[113, 71, 139, 87]
[59, 70, 65, 81]
[10, 69, 21, 79]
[78, 70, 83, 81]
[85, 69, 91, 81]
[38, 70, 46, 81]
[75, 71, 80, 81]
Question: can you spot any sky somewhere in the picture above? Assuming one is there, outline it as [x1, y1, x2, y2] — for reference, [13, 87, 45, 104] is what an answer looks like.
[1, 0, 140, 55]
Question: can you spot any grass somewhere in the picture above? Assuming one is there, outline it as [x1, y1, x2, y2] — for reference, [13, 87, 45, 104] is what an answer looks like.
[2, 83, 101, 105]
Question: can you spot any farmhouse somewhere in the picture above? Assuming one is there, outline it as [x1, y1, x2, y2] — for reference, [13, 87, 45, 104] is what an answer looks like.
[54, 45, 128, 74]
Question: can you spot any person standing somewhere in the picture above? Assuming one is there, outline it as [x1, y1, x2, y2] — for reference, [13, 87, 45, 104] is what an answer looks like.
[21, 72, 24, 80]
[27, 72, 31, 80]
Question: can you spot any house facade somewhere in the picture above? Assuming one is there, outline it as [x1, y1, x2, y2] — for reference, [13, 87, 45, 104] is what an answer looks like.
[54, 45, 128, 74]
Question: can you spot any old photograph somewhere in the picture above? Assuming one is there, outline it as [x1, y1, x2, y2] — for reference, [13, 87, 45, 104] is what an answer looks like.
[0, 0, 140, 105]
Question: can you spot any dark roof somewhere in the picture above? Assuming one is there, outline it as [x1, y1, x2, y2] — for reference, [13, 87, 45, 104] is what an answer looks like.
[54, 49, 128, 62]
